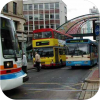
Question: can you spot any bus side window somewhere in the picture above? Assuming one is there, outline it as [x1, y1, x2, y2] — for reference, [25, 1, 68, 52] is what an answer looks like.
[62, 35, 65, 40]
[59, 49, 63, 55]
[63, 49, 66, 55]
[58, 33, 61, 39]
[54, 31, 58, 39]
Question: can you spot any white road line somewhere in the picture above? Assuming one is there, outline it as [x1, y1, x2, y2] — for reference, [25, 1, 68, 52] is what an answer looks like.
[26, 89, 98, 92]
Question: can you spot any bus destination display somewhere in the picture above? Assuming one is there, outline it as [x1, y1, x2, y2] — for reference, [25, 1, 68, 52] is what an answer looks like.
[66, 39, 88, 43]
[36, 41, 49, 46]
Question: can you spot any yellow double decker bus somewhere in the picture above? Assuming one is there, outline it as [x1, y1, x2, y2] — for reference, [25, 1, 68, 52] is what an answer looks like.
[32, 28, 73, 67]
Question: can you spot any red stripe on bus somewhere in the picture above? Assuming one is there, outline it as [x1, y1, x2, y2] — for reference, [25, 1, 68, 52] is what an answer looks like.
[0, 68, 22, 75]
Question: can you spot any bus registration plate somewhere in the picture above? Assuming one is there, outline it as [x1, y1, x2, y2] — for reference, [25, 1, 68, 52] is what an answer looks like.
[75, 64, 81, 66]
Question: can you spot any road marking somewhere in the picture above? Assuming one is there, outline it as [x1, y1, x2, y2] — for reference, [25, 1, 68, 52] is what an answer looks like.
[27, 88, 98, 92]
[63, 86, 77, 90]
[25, 83, 61, 85]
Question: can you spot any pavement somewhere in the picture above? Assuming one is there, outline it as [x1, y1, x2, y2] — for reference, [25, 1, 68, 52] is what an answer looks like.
[79, 65, 100, 100]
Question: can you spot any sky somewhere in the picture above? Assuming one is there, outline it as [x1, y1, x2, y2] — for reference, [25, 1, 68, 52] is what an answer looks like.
[63, 0, 99, 20]
[63, 0, 100, 41]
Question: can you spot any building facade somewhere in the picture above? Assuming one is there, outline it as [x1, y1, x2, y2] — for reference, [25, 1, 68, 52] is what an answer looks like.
[1, 0, 27, 54]
[23, 0, 67, 38]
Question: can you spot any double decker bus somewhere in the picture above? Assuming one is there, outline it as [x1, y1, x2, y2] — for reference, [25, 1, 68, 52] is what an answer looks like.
[66, 39, 98, 68]
[0, 14, 29, 91]
[32, 28, 73, 67]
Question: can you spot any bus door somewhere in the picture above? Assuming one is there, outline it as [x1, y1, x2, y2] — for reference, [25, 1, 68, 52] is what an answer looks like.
[55, 48, 59, 63]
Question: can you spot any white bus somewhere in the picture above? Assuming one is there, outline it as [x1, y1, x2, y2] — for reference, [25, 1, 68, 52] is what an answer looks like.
[0, 14, 29, 91]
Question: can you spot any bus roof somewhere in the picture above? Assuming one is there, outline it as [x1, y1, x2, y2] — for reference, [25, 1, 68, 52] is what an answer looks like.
[66, 39, 97, 45]
[0, 14, 11, 20]
[33, 28, 73, 38]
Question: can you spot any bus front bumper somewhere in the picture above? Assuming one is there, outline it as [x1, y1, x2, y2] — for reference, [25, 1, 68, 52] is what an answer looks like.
[66, 61, 91, 66]
[0, 71, 29, 91]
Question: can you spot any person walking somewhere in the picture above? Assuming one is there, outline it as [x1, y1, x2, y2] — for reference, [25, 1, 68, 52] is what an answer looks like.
[35, 52, 41, 72]
[22, 52, 27, 73]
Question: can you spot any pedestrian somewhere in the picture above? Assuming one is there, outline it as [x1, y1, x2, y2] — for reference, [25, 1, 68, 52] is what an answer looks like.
[35, 52, 41, 72]
[22, 52, 27, 73]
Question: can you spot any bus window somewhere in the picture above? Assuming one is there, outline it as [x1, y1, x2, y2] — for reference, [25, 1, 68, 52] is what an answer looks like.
[63, 49, 66, 55]
[59, 49, 63, 55]
[54, 31, 58, 39]
[78, 44, 89, 55]
[42, 31, 52, 38]
[58, 33, 61, 39]
[34, 47, 53, 57]
[34, 31, 52, 39]
[34, 33, 39, 39]
[62, 35, 65, 40]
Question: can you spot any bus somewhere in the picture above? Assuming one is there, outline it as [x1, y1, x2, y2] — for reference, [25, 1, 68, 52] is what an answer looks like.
[32, 28, 73, 67]
[66, 39, 98, 68]
[0, 14, 29, 91]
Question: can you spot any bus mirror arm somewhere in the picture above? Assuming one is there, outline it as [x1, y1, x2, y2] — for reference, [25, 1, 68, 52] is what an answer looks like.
[14, 53, 17, 61]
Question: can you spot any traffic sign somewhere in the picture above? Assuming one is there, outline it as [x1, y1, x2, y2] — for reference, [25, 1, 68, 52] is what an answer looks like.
[95, 25, 100, 35]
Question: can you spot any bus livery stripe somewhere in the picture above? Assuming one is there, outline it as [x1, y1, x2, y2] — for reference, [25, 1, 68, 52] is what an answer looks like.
[0, 68, 22, 75]
[0, 64, 17, 70]
[0, 70, 25, 80]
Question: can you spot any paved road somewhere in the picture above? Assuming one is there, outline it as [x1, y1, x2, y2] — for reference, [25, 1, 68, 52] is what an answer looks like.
[3, 65, 96, 99]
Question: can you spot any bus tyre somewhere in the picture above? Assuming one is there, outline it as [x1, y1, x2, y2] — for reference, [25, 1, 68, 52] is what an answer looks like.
[71, 66, 74, 69]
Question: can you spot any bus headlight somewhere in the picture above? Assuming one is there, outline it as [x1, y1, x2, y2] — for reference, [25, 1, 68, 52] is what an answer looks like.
[4, 61, 13, 68]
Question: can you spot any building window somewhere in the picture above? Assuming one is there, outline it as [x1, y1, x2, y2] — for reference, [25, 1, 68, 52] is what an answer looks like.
[55, 2, 59, 9]
[13, 2, 17, 14]
[24, 25, 28, 31]
[29, 25, 33, 31]
[50, 3, 54, 9]
[39, 4, 43, 10]
[35, 25, 38, 29]
[13, 21, 18, 30]
[50, 24, 54, 29]
[64, 6, 67, 14]
[29, 15, 33, 20]
[65, 16, 67, 22]
[45, 3, 49, 9]
[56, 24, 60, 29]
[40, 25, 44, 29]
[34, 14, 39, 20]
[55, 14, 59, 19]
[29, 4, 32, 10]
[23, 5, 27, 10]
[34, 4, 38, 10]
[50, 14, 54, 19]
[46, 24, 49, 28]
[3, 4, 8, 13]
[24, 15, 28, 20]
[39, 14, 43, 20]
[45, 14, 49, 20]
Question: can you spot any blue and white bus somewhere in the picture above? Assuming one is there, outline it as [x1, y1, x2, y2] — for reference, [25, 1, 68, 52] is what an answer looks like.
[66, 39, 98, 68]
[0, 14, 29, 91]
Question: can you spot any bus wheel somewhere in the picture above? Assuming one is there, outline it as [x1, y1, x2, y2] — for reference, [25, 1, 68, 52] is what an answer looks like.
[71, 66, 76, 69]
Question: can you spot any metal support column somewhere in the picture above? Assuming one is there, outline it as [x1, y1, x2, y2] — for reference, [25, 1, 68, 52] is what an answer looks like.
[97, 36, 100, 78]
